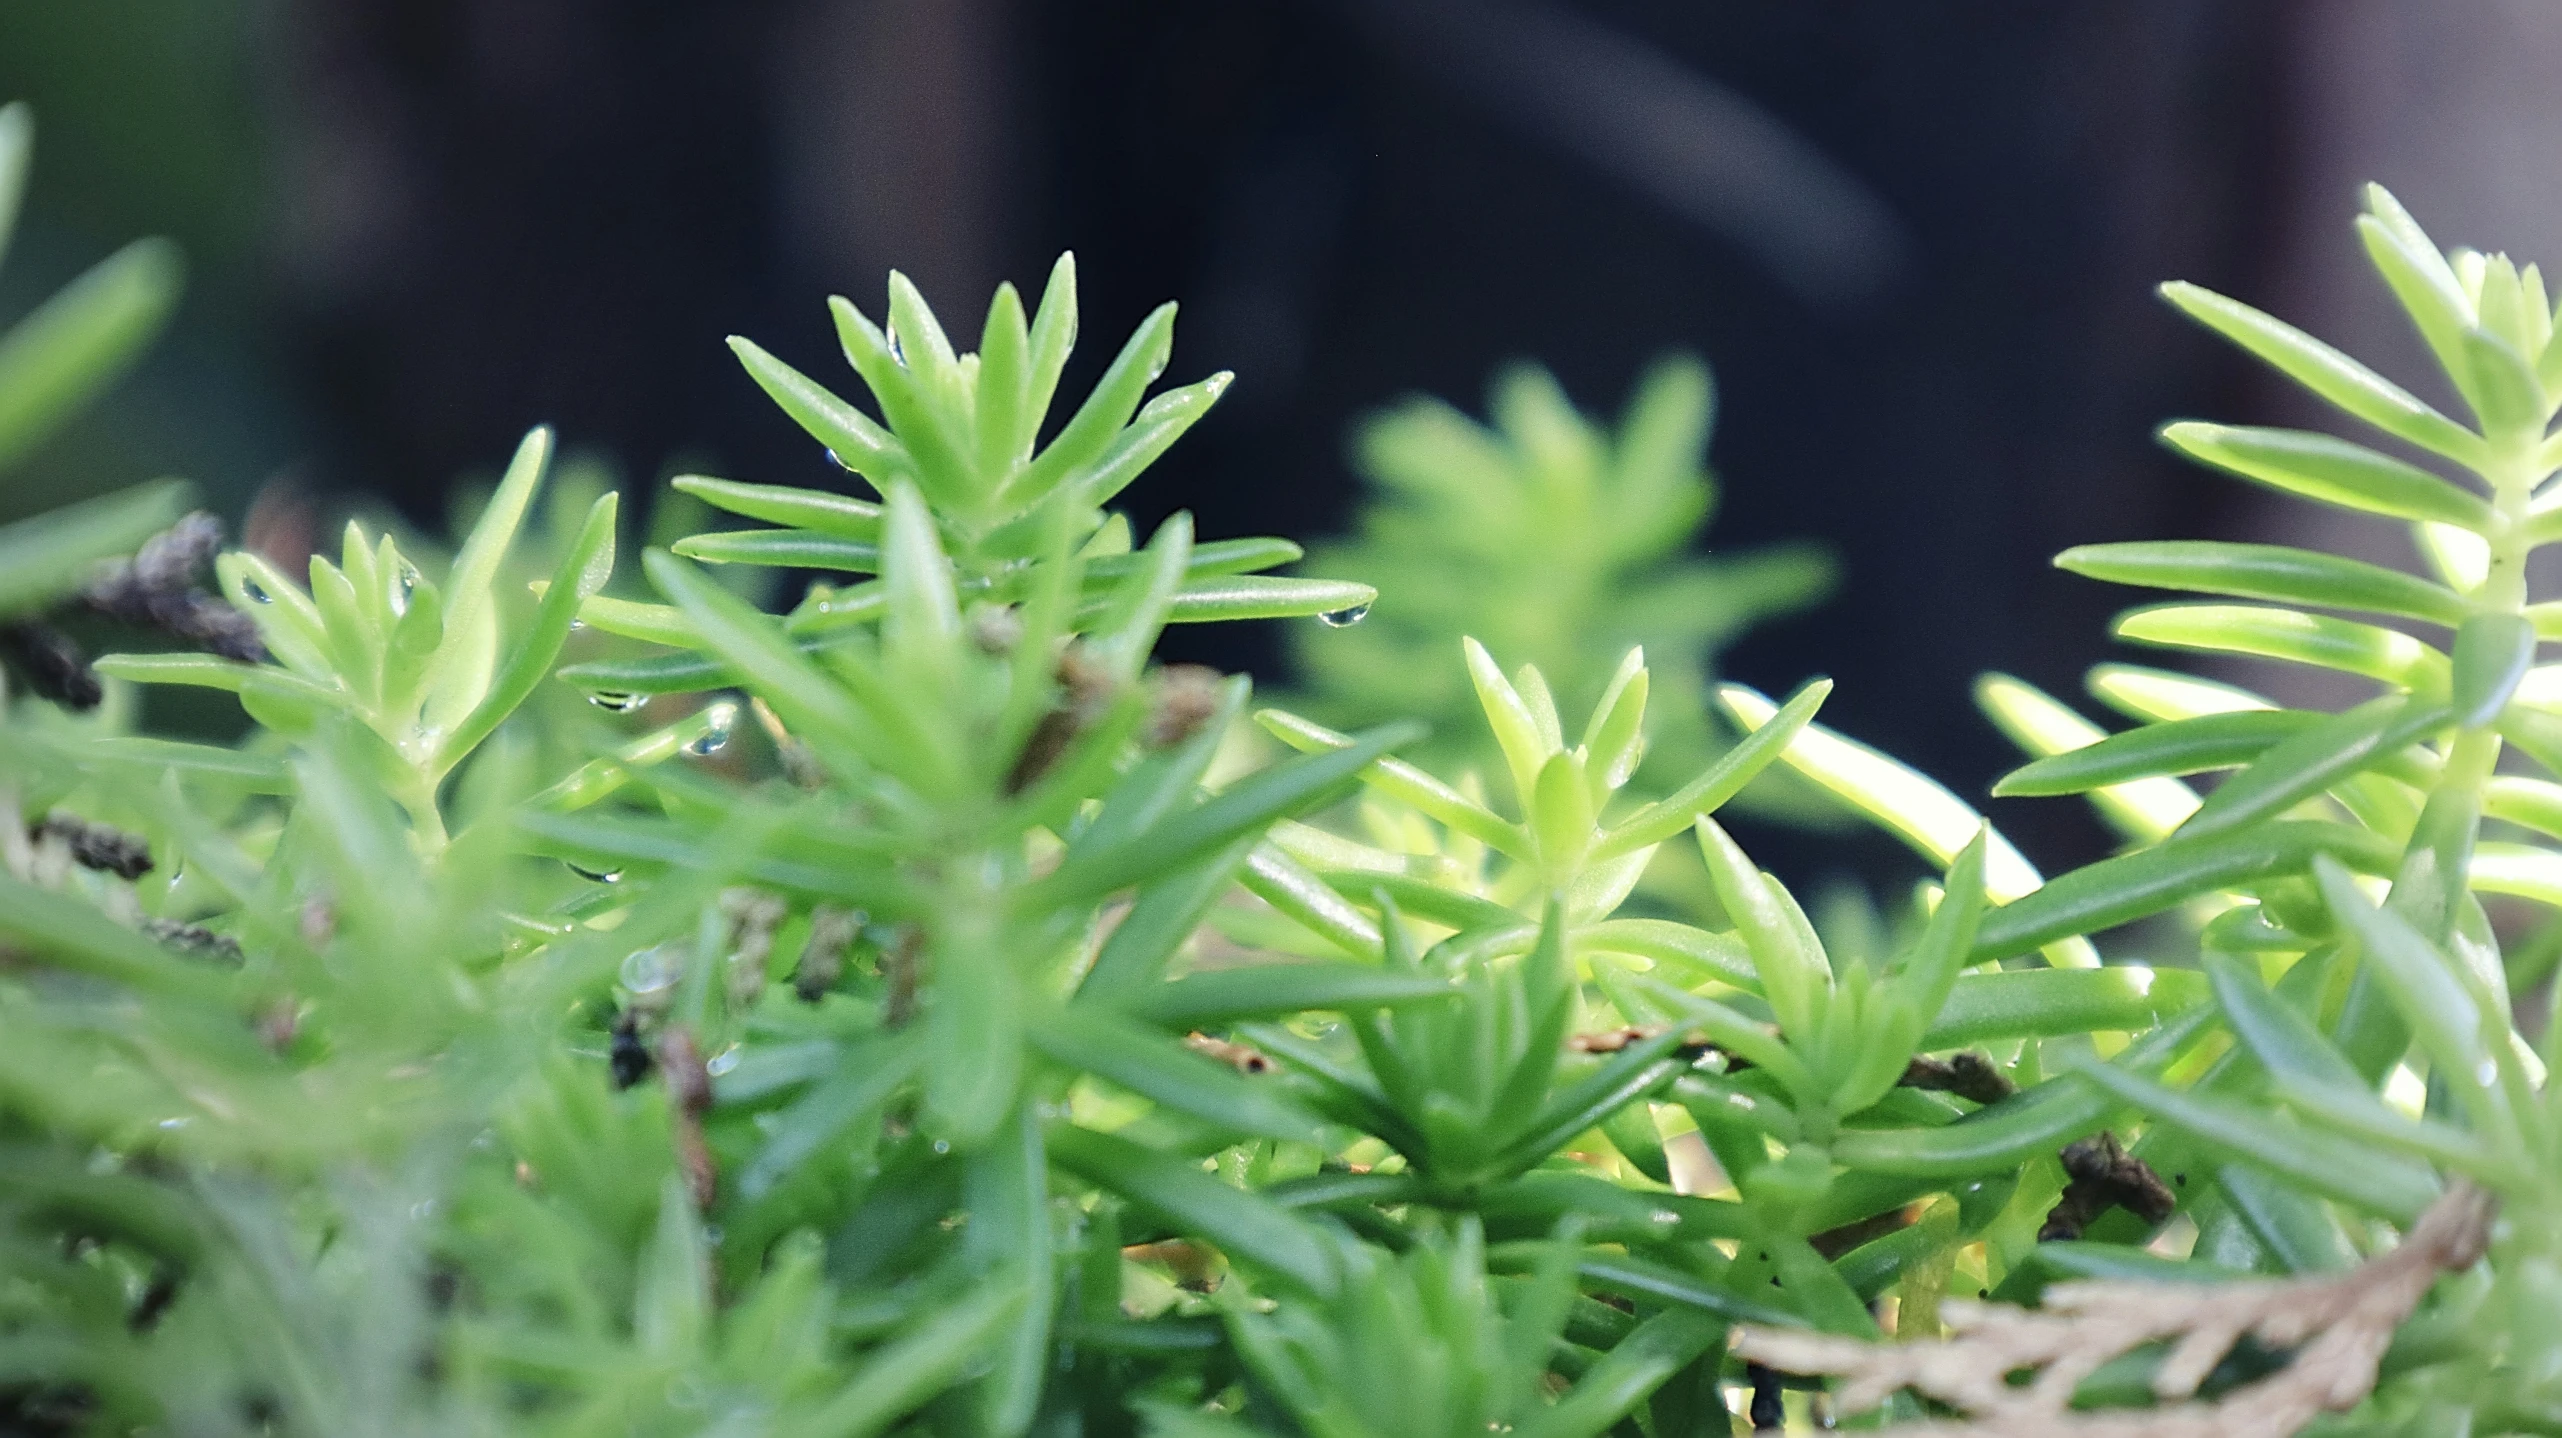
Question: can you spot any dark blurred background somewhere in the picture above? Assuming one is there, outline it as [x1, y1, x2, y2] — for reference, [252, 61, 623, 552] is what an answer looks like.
[6, 0, 2562, 876]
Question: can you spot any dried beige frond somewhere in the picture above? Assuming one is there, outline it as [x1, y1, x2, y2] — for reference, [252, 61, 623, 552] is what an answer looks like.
[1729, 1183, 2492, 1437]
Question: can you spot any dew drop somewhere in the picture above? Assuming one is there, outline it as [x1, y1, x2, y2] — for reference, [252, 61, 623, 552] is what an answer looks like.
[620, 943, 684, 995]
[684, 700, 739, 758]
[587, 691, 645, 713]
[825, 447, 851, 472]
[2478, 1057, 2501, 1087]
[706, 1044, 741, 1078]
[887, 327, 908, 367]
[242, 579, 272, 605]
[568, 618, 586, 631]
[931, 1139, 951, 1155]
[390, 565, 418, 616]
[566, 862, 623, 884]
[1316, 602, 1371, 628]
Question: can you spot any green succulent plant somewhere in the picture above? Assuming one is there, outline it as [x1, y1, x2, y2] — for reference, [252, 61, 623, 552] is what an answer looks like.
[8, 88, 2562, 1438]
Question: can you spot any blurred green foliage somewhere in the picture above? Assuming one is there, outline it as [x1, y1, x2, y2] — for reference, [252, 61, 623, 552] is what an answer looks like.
[1292, 358, 1831, 786]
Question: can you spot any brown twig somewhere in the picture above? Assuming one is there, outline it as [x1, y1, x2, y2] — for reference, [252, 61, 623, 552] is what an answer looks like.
[0, 621, 100, 709]
[1903, 1052, 2017, 1107]
[82, 511, 266, 663]
[658, 1025, 717, 1210]
[1184, 1031, 1273, 1074]
[2040, 1132, 2177, 1242]
[794, 904, 862, 1003]
[1005, 643, 1118, 793]
[882, 926, 922, 1028]
[32, 813, 152, 881]
[1730, 1182, 2494, 1437]
[141, 917, 242, 964]
[717, 886, 787, 1008]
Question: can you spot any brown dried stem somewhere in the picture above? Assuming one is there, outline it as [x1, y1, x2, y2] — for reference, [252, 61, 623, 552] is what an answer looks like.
[1730, 1182, 2493, 1437]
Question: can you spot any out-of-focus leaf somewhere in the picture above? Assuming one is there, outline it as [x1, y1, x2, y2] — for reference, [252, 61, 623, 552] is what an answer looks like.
[2072, 1060, 2437, 1223]
[0, 239, 183, 472]
[0, 480, 189, 618]
[1048, 1125, 1339, 1297]
[1120, 963, 1457, 1028]
[1029, 1005, 1322, 1143]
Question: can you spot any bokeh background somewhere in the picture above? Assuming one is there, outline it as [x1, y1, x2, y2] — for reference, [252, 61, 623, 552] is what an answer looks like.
[6, 0, 2561, 880]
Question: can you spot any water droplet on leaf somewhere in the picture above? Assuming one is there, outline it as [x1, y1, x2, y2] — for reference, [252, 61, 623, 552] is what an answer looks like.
[587, 691, 645, 713]
[620, 943, 684, 995]
[242, 579, 272, 604]
[1316, 603, 1371, 628]
[684, 701, 738, 757]
[826, 448, 851, 472]
[567, 862, 623, 884]
[706, 1044, 741, 1077]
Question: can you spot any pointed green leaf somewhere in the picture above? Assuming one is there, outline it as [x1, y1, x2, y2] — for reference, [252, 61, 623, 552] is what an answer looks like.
[2313, 856, 2522, 1149]
[643, 549, 872, 757]
[1595, 677, 1832, 860]
[975, 279, 1032, 476]
[670, 473, 881, 538]
[1121, 962, 1457, 1028]
[2115, 602, 2450, 690]
[2353, 200, 2474, 388]
[1160, 573, 1374, 624]
[2461, 327, 2546, 435]
[2161, 422, 2489, 529]
[1976, 672, 2200, 841]
[1465, 636, 1552, 805]
[1920, 967, 2206, 1048]
[2057, 540, 2467, 627]
[829, 296, 972, 506]
[2177, 693, 2449, 842]
[1971, 822, 2393, 963]
[1010, 303, 1177, 508]
[1034, 722, 1421, 909]
[1896, 831, 1989, 1023]
[2159, 285, 2484, 465]
[1020, 253, 1079, 438]
[727, 335, 907, 484]
[2453, 611, 2536, 728]
[424, 427, 550, 732]
[1257, 707, 1525, 858]
[435, 492, 617, 774]
[1994, 710, 2318, 796]
[671, 527, 879, 571]
[1695, 818, 1824, 1040]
